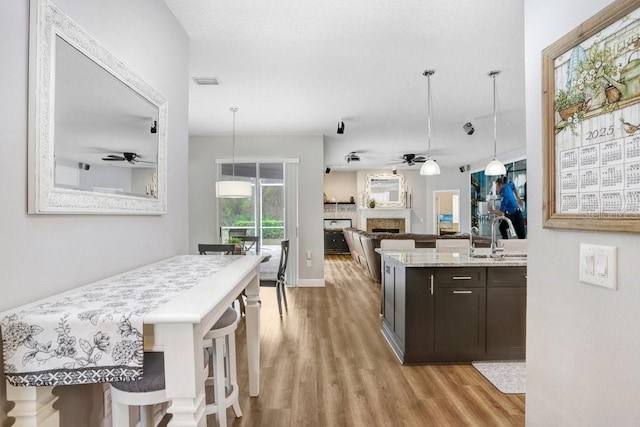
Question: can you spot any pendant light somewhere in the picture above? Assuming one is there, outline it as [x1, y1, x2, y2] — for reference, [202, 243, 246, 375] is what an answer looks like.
[484, 70, 507, 176]
[216, 107, 252, 198]
[420, 69, 440, 176]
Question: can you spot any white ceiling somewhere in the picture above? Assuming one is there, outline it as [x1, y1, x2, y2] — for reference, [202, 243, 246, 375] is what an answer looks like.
[165, 0, 526, 171]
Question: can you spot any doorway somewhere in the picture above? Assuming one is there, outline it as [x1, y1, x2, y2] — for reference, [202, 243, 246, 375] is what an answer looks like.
[217, 162, 290, 281]
[433, 190, 460, 235]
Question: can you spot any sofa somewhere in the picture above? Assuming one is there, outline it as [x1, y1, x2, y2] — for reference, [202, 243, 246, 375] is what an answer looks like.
[342, 227, 490, 282]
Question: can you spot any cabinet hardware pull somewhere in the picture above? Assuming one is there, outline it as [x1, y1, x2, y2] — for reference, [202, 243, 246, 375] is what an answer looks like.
[524, 275, 527, 279]
[452, 276, 472, 280]
[452, 290, 472, 294]
[429, 274, 434, 295]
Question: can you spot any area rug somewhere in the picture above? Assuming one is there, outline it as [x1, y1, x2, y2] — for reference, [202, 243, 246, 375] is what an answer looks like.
[471, 360, 526, 394]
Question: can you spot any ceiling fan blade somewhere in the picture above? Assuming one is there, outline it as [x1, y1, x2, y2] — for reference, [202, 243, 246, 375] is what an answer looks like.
[135, 160, 157, 164]
[102, 157, 124, 161]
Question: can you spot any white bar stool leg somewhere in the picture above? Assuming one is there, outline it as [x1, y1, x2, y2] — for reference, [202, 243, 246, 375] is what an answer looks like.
[214, 335, 228, 427]
[140, 405, 153, 426]
[228, 332, 242, 417]
[112, 401, 130, 427]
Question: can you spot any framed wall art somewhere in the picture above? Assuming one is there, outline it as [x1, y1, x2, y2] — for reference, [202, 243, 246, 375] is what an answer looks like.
[543, 0, 640, 232]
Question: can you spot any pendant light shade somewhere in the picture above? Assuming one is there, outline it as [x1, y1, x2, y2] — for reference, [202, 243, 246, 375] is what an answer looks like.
[485, 70, 506, 176]
[420, 69, 441, 176]
[216, 180, 251, 198]
[485, 158, 506, 176]
[420, 158, 441, 175]
[216, 107, 252, 198]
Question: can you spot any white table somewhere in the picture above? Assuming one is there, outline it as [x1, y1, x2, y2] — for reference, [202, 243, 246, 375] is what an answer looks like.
[3, 255, 262, 426]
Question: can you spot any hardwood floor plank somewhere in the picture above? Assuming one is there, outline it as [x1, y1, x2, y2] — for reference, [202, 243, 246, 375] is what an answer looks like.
[227, 255, 525, 426]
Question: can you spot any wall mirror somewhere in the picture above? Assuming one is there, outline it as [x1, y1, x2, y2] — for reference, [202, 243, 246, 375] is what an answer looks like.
[366, 174, 406, 208]
[28, 0, 167, 214]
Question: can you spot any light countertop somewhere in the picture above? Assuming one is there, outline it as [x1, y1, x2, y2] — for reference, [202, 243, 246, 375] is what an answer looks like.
[377, 248, 527, 267]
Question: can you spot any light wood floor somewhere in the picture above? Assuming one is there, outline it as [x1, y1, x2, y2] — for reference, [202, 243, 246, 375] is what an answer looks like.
[225, 255, 525, 426]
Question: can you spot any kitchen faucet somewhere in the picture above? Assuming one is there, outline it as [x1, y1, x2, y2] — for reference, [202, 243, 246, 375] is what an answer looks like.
[469, 226, 479, 255]
[490, 215, 516, 257]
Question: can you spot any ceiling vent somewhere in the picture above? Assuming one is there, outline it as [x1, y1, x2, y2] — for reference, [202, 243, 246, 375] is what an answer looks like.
[192, 77, 222, 86]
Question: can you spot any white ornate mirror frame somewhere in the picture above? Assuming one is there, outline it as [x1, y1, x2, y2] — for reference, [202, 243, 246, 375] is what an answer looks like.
[366, 173, 406, 208]
[28, 0, 168, 214]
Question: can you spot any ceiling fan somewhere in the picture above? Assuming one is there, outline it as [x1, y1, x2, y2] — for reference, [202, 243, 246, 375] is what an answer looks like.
[101, 152, 155, 164]
[345, 151, 361, 163]
[388, 153, 427, 166]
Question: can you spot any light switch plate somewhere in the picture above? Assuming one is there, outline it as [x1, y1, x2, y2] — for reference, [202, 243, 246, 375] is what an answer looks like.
[579, 243, 617, 290]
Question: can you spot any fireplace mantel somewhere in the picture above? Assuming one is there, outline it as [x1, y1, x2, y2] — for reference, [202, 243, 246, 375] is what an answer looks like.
[358, 208, 411, 233]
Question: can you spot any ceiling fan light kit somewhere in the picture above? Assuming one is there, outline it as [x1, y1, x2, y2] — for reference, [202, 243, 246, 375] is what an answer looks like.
[420, 69, 440, 176]
[216, 107, 252, 198]
[484, 70, 506, 176]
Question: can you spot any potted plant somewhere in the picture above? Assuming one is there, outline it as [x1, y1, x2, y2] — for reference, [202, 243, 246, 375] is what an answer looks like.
[227, 237, 244, 254]
[368, 198, 376, 208]
[554, 88, 588, 121]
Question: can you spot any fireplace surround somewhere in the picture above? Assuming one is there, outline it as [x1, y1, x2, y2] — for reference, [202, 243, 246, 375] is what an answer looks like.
[359, 208, 411, 233]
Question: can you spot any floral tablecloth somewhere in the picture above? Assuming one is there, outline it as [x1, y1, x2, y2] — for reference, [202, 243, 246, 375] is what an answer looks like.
[1, 255, 238, 387]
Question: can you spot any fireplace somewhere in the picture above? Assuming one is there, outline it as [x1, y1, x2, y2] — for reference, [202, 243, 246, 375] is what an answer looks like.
[367, 218, 405, 233]
[359, 208, 411, 233]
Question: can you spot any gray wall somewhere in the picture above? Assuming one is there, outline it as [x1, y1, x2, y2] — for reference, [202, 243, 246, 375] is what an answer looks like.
[0, 0, 189, 425]
[189, 135, 325, 283]
[525, 0, 640, 424]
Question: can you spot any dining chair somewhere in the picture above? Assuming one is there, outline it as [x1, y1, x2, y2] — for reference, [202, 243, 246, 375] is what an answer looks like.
[228, 228, 247, 239]
[199, 243, 246, 315]
[198, 243, 236, 255]
[239, 236, 260, 254]
[260, 240, 290, 316]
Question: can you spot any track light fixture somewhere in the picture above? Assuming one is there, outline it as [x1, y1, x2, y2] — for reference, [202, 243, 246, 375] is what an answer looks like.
[150, 120, 157, 134]
[337, 120, 345, 134]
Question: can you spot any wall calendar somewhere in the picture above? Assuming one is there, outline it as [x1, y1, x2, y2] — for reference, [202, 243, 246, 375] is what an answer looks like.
[543, 0, 640, 232]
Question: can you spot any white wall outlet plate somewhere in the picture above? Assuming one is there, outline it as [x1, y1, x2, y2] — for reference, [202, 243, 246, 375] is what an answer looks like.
[579, 243, 617, 290]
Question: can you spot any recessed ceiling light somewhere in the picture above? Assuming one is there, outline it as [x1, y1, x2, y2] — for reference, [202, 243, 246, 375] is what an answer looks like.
[192, 77, 222, 86]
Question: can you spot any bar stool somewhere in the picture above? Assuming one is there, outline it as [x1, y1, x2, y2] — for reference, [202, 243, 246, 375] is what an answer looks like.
[203, 306, 242, 427]
[110, 352, 169, 427]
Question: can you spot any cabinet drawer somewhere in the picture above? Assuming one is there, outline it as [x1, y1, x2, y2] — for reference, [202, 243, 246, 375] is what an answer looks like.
[435, 268, 485, 287]
[487, 267, 527, 287]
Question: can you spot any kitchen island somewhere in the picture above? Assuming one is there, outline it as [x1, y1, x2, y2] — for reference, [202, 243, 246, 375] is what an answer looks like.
[378, 248, 527, 364]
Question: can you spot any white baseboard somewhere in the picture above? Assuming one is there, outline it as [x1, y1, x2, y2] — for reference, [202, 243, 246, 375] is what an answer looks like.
[296, 278, 325, 287]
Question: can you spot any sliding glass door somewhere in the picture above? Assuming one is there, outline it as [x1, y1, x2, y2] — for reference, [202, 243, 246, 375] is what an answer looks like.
[218, 162, 286, 279]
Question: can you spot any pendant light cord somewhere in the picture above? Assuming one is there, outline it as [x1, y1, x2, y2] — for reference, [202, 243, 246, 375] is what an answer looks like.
[230, 107, 238, 180]
[489, 71, 499, 159]
[423, 69, 435, 158]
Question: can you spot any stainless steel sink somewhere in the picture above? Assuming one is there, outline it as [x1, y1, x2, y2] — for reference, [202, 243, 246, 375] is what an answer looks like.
[469, 252, 527, 259]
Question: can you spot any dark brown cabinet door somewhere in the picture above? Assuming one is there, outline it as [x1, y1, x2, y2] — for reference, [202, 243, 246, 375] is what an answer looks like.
[403, 268, 435, 363]
[393, 267, 406, 346]
[382, 261, 394, 327]
[433, 287, 486, 360]
[323, 230, 349, 254]
[486, 267, 527, 359]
